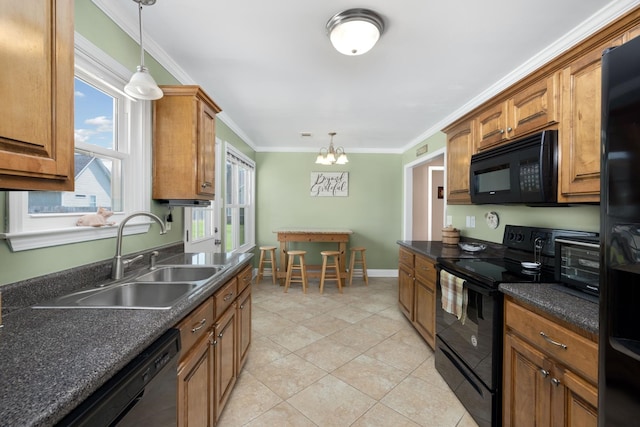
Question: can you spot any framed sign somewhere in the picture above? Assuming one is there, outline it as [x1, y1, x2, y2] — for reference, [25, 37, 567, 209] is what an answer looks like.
[310, 172, 349, 197]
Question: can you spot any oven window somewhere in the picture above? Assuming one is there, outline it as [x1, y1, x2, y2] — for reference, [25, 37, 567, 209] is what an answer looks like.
[476, 165, 510, 193]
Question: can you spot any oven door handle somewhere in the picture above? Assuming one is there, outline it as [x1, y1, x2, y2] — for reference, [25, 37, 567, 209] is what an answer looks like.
[439, 268, 499, 297]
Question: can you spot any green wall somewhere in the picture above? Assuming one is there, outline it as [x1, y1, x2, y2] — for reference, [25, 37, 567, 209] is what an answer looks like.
[255, 152, 402, 270]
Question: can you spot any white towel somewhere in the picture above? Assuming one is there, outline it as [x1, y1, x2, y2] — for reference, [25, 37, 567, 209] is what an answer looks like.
[440, 270, 468, 325]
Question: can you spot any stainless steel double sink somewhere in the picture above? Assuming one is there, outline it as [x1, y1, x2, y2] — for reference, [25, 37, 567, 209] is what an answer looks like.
[33, 265, 226, 310]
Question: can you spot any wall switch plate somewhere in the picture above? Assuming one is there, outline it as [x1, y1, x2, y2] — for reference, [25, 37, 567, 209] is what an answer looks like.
[466, 216, 476, 228]
[446, 215, 453, 225]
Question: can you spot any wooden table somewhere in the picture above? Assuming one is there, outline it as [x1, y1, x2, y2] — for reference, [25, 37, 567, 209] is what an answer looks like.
[274, 228, 353, 282]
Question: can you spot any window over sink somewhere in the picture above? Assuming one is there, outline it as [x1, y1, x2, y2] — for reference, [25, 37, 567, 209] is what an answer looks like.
[3, 34, 151, 251]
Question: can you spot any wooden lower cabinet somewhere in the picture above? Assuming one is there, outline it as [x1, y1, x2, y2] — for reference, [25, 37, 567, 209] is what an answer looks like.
[177, 332, 215, 427]
[236, 286, 252, 372]
[176, 265, 252, 425]
[398, 263, 414, 319]
[397, 246, 436, 349]
[503, 298, 598, 427]
[214, 302, 237, 421]
[414, 277, 436, 349]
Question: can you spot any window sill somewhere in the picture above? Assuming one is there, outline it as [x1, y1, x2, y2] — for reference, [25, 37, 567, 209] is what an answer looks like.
[0, 223, 152, 252]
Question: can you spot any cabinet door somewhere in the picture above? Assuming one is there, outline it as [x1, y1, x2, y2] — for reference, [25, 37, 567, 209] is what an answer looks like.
[503, 333, 553, 427]
[414, 278, 435, 349]
[558, 39, 621, 203]
[236, 286, 252, 373]
[214, 304, 237, 421]
[446, 120, 475, 204]
[197, 99, 216, 197]
[509, 73, 559, 138]
[476, 102, 508, 151]
[0, 0, 74, 191]
[552, 369, 598, 427]
[398, 265, 414, 320]
[177, 333, 215, 427]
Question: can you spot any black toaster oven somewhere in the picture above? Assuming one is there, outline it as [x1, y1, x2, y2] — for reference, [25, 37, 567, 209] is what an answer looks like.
[554, 236, 600, 296]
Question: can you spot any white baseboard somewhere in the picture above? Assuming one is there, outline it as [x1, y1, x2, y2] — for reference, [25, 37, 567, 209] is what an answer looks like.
[251, 268, 398, 278]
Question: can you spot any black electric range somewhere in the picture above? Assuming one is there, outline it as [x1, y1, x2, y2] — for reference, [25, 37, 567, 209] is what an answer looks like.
[433, 225, 598, 427]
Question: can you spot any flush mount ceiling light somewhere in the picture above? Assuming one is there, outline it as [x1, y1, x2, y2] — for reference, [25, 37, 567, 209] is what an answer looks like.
[326, 8, 385, 56]
[315, 132, 349, 165]
[124, 0, 163, 100]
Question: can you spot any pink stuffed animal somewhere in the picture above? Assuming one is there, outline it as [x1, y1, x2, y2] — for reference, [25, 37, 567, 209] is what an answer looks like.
[75, 207, 116, 227]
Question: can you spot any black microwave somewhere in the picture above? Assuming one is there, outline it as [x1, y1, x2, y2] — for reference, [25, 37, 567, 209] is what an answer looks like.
[469, 130, 558, 205]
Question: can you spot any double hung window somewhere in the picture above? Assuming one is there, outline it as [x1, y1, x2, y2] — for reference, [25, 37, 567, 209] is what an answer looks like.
[225, 146, 255, 253]
[4, 36, 150, 251]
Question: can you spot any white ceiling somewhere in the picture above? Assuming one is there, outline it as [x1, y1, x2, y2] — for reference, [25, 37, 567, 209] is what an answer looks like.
[93, 0, 637, 154]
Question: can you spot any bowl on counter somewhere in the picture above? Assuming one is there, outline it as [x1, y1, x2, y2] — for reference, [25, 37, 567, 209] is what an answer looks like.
[458, 242, 487, 252]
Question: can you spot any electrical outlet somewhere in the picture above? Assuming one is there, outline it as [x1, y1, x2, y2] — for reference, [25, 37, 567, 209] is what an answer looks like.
[446, 215, 453, 226]
[164, 216, 172, 231]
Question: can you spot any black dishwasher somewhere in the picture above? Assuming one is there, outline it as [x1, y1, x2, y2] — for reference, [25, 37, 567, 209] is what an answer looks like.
[58, 329, 180, 427]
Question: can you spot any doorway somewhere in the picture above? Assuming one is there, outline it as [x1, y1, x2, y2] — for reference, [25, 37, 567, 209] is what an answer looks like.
[403, 148, 445, 241]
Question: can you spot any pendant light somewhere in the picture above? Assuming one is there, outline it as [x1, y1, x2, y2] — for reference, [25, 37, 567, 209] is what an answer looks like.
[315, 132, 349, 165]
[326, 9, 385, 56]
[124, 0, 163, 100]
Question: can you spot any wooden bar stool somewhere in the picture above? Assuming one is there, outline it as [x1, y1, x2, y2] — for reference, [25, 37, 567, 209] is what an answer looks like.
[257, 245, 277, 284]
[320, 250, 342, 294]
[348, 247, 369, 286]
[284, 250, 308, 293]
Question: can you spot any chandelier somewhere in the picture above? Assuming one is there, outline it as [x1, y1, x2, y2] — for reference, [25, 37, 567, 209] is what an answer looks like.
[315, 132, 349, 165]
[124, 0, 163, 100]
[326, 9, 385, 56]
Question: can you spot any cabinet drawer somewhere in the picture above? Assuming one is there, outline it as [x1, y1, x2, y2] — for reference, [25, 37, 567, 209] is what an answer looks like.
[399, 247, 414, 270]
[505, 299, 598, 384]
[214, 278, 238, 319]
[237, 265, 252, 293]
[177, 297, 214, 359]
[415, 254, 436, 285]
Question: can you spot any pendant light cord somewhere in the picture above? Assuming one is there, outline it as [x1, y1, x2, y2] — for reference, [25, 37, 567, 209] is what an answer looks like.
[137, 2, 145, 67]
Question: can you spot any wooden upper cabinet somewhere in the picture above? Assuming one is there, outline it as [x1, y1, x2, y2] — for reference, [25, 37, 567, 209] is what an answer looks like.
[445, 119, 475, 204]
[558, 38, 623, 203]
[477, 73, 559, 151]
[0, 1, 74, 191]
[153, 86, 221, 201]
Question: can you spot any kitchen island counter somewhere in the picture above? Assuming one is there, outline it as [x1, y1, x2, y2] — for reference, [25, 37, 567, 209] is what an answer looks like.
[0, 251, 253, 427]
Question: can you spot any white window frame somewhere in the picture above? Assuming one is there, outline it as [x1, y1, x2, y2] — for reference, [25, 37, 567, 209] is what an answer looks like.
[1, 34, 152, 252]
[225, 145, 255, 254]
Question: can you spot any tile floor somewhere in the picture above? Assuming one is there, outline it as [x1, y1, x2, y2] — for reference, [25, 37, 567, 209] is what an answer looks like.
[218, 276, 479, 427]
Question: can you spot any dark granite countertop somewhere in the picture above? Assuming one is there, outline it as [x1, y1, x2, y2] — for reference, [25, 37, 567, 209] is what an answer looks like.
[0, 251, 253, 427]
[397, 240, 599, 336]
[397, 239, 506, 261]
[500, 282, 599, 335]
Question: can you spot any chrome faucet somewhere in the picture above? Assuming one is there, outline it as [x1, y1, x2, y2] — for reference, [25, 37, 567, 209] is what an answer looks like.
[112, 212, 167, 280]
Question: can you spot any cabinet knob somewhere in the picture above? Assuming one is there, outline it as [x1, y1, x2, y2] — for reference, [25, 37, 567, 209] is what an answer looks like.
[201, 181, 212, 189]
[499, 129, 505, 134]
[539, 369, 549, 378]
[507, 127, 513, 132]
[551, 378, 561, 387]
